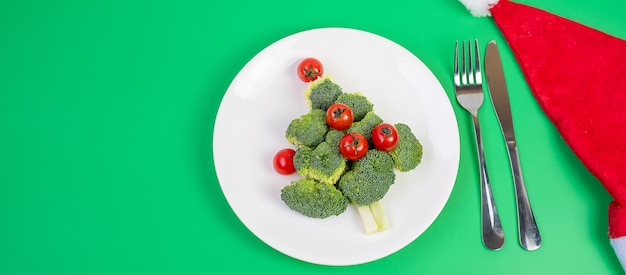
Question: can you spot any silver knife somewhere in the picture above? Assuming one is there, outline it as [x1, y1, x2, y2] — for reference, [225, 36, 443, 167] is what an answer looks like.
[484, 40, 542, 251]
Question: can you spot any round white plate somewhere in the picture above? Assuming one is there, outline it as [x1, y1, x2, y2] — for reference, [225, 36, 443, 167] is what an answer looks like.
[213, 27, 460, 266]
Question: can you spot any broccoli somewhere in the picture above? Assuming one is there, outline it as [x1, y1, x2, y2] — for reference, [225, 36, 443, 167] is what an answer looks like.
[281, 178, 348, 219]
[281, 77, 419, 234]
[337, 149, 395, 234]
[293, 141, 347, 185]
[325, 129, 345, 149]
[388, 123, 423, 172]
[286, 109, 328, 148]
[337, 150, 395, 206]
[304, 76, 343, 110]
[351, 148, 396, 176]
[346, 111, 383, 141]
[335, 92, 374, 122]
[338, 170, 391, 206]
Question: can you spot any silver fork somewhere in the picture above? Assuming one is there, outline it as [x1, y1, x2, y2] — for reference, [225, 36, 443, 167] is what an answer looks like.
[454, 39, 505, 250]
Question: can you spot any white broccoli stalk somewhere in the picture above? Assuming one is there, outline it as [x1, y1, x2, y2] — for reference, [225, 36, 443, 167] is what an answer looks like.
[356, 201, 389, 234]
[369, 201, 389, 231]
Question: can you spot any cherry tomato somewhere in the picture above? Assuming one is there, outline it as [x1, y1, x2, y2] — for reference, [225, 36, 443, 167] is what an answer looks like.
[273, 148, 296, 175]
[297, 57, 323, 82]
[371, 123, 399, 152]
[339, 133, 368, 161]
[326, 103, 354, 131]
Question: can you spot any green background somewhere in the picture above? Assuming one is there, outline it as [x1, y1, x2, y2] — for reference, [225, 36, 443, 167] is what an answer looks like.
[1, 0, 625, 274]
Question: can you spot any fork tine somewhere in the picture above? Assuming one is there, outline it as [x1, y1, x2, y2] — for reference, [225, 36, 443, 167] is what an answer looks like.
[467, 40, 475, 85]
[461, 41, 467, 85]
[454, 41, 460, 86]
[473, 39, 482, 85]
[455, 39, 482, 88]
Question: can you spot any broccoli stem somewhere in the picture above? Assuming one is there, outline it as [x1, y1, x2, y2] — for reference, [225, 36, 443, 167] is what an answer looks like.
[356, 201, 388, 234]
[356, 205, 378, 234]
[369, 201, 389, 231]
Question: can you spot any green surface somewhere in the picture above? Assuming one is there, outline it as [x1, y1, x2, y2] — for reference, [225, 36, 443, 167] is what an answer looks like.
[1, 0, 625, 274]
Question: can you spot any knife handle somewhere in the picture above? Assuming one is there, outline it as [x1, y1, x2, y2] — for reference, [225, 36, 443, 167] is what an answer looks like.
[506, 141, 542, 250]
[471, 115, 505, 250]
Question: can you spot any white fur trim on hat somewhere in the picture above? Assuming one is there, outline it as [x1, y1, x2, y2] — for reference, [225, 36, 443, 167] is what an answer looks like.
[611, 236, 626, 270]
[458, 0, 499, 17]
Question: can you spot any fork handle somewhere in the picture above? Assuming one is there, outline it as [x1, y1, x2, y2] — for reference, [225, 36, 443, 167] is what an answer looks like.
[471, 114, 505, 250]
[505, 141, 542, 251]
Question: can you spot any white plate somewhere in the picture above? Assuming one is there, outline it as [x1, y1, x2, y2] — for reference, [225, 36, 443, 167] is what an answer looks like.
[213, 27, 460, 266]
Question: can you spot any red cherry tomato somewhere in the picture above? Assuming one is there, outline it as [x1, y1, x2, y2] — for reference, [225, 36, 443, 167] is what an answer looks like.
[297, 57, 324, 82]
[273, 148, 296, 175]
[326, 103, 354, 131]
[371, 123, 399, 152]
[338, 133, 368, 161]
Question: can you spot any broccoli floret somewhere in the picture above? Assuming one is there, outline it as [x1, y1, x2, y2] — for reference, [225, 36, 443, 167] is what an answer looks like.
[337, 150, 395, 205]
[304, 76, 343, 110]
[338, 170, 391, 206]
[325, 129, 345, 149]
[293, 141, 347, 185]
[286, 109, 328, 147]
[347, 111, 383, 141]
[352, 149, 396, 176]
[293, 146, 312, 170]
[337, 171, 368, 204]
[388, 123, 423, 172]
[281, 178, 348, 219]
[335, 92, 374, 122]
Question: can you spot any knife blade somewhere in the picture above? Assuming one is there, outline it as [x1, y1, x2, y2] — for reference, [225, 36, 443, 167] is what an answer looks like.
[484, 40, 542, 251]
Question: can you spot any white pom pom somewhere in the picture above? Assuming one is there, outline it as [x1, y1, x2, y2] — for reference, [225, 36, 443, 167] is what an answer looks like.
[458, 0, 499, 17]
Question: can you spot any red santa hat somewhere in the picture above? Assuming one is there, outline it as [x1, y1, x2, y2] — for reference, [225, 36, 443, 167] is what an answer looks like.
[458, 0, 626, 269]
